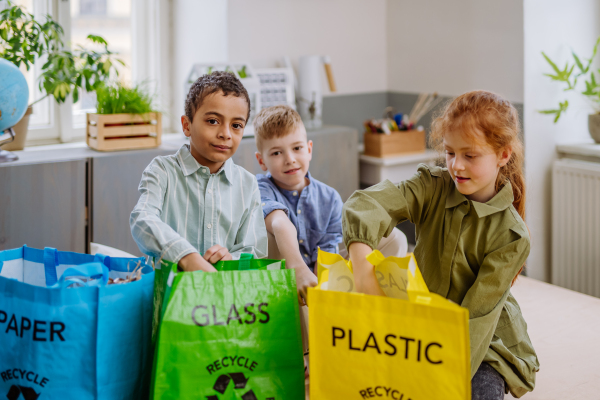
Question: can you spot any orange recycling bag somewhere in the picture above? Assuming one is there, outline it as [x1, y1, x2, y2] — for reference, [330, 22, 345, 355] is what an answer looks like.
[309, 249, 471, 399]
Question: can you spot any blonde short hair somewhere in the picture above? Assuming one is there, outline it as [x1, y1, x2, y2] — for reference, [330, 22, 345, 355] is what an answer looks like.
[253, 105, 304, 151]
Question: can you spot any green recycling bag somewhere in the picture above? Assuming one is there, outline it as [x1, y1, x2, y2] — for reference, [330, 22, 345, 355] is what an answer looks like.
[150, 255, 287, 344]
[151, 257, 305, 400]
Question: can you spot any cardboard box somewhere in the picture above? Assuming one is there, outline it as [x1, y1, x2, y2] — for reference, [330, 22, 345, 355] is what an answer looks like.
[363, 129, 426, 157]
[86, 112, 162, 151]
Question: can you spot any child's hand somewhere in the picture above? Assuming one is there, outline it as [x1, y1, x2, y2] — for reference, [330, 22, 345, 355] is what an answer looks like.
[348, 242, 386, 296]
[293, 264, 318, 306]
[203, 245, 233, 264]
[178, 252, 217, 272]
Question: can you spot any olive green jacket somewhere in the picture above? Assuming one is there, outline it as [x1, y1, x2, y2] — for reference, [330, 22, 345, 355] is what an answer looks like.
[342, 164, 539, 398]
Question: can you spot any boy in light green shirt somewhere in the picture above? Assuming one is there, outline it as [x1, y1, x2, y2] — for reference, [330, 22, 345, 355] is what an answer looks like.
[130, 72, 267, 271]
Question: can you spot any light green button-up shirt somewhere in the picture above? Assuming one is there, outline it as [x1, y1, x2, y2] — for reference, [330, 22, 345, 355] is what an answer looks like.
[130, 144, 267, 263]
[342, 164, 539, 398]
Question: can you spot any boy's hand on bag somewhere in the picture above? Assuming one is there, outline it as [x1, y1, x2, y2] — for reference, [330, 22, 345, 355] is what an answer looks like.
[179, 252, 217, 272]
[203, 245, 233, 264]
[293, 264, 318, 306]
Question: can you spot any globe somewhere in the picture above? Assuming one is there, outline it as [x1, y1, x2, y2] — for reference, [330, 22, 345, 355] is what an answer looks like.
[0, 58, 29, 133]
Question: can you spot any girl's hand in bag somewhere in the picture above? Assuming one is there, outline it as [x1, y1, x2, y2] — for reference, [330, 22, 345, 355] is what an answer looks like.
[348, 242, 386, 297]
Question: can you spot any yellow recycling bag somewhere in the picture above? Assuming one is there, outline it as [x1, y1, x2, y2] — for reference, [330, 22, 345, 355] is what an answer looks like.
[309, 249, 471, 400]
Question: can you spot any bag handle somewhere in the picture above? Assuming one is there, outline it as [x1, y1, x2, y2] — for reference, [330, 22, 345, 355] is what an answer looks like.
[93, 253, 111, 269]
[44, 247, 59, 286]
[365, 250, 385, 267]
[53, 262, 109, 289]
[238, 252, 254, 271]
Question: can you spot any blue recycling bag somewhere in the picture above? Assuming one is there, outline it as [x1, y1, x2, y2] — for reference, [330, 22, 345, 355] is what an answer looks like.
[0, 245, 155, 400]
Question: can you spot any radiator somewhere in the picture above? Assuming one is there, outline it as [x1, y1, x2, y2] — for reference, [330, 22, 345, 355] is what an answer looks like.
[552, 159, 600, 297]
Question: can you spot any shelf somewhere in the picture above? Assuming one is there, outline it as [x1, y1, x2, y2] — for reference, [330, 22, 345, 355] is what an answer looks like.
[557, 143, 600, 163]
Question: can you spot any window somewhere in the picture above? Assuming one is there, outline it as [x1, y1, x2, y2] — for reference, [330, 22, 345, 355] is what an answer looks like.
[10, 0, 139, 145]
[7, 0, 169, 145]
[70, 0, 133, 130]
[12, 0, 56, 143]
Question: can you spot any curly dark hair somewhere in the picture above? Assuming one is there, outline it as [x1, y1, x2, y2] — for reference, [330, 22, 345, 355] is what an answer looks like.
[184, 71, 251, 122]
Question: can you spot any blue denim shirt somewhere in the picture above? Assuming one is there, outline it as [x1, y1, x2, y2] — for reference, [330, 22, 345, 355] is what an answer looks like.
[257, 172, 343, 270]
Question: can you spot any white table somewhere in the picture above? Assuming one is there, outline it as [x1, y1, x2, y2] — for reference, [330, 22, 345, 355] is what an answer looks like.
[359, 150, 438, 186]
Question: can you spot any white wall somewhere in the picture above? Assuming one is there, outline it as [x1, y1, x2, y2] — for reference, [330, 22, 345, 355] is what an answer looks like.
[387, 0, 524, 103]
[524, 0, 599, 281]
[227, 0, 388, 96]
[170, 0, 228, 131]
[171, 0, 524, 128]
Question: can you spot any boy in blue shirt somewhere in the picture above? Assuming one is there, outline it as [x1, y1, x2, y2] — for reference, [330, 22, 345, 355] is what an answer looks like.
[254, 106, 407, 301]
[131, 72, 267, 271]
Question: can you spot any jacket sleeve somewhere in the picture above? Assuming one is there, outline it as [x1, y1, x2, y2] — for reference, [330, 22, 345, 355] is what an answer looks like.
[342, 164, 440, 250]
[230, 179, 268, 259]
[129, 160, 198, 263]
[462, 227, 530, 378]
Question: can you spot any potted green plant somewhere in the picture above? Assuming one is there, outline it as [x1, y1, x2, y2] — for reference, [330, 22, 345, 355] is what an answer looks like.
[540, 37, 600, 143]
[87, 82, 162, 151]
[0, 0, 122, 149]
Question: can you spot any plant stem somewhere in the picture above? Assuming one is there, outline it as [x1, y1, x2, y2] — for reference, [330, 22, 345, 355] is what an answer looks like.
[28, 93, 50, 107]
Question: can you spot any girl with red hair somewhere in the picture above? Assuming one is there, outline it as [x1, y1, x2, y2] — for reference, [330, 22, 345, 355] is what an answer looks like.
[343, 91, 539, 399]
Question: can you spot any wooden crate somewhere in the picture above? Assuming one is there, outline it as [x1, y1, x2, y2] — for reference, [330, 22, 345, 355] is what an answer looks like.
[86, 112, 162, 151]
[363, 129, 426, 157]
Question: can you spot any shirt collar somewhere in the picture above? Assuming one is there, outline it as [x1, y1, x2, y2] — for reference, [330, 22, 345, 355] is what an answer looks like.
[445, 180, 514, 218]
[176, 144, 233, 184]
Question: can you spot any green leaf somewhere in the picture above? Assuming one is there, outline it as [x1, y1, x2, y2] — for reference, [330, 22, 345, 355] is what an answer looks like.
[582, 72, 599, 96]
[102, 59, 111, 73]
[87, 34, 107, 46]
[572, 51, 586, 74]
[72, 86, 79, 103]
[542, 52, 577, 90]
[542, 52, 562, 75]
[539, 100, 569, 122]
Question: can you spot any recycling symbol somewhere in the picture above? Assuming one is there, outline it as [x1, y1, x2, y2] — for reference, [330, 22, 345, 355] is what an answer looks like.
[6, 385, 40, 400]
[205, 372, 257, 400]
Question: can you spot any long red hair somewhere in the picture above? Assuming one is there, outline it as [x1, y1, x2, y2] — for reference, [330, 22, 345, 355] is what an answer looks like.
[429, 90, 526, 285]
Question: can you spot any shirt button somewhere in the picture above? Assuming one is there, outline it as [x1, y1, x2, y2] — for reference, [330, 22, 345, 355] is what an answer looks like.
[297, 209, 301, 214]
[304, 253, 309, 258]
[293, 191, 298, 196]
[208, 188, 213, 194]
[203, 168, 208, 174]
[299, 239, 304, 244]
[207, 224, 212, 229]
[262, 202, 265, 206]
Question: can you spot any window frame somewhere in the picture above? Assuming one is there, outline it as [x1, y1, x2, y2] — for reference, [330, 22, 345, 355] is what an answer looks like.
[15, 0, 61, 145]
[21, 0, 171, 146]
